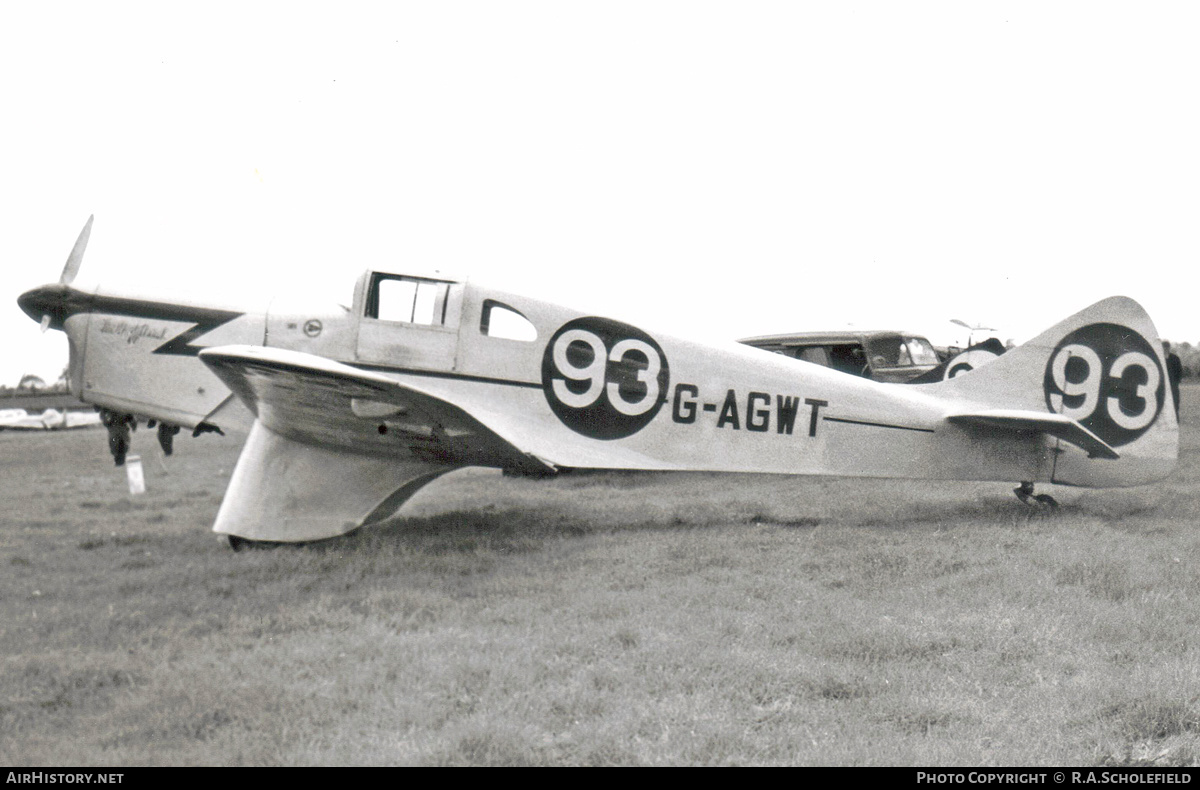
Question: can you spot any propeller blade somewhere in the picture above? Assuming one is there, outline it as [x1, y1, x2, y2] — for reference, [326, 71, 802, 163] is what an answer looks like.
[60, 215, 94, 285]
[951, 318, 997, 332]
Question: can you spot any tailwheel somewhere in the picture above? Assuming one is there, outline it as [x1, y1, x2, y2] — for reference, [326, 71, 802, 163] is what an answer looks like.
[1033, 493, 1059, 508]
[1013, 482, 1058, 508]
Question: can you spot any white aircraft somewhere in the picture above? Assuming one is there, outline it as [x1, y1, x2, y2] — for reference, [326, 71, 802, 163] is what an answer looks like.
[18, 218, 1179, 547]
[0, 406, 102, 430]
[0, 408, 34, 428]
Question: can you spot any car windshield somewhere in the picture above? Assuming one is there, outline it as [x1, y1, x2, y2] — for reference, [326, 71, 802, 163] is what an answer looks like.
[904, 336, 941, 366]
[865, 334, 939, 367]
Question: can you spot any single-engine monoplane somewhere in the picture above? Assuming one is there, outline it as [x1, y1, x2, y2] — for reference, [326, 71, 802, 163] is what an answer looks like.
[19, 218, 1179, 546]
[0, 407, 101, 430]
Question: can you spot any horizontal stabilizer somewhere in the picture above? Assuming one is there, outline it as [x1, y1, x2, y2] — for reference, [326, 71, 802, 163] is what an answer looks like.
[946, 409, 1120, 460]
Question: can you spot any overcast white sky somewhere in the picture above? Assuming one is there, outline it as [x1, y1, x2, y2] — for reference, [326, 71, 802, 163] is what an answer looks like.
[2, 2, 1197, 386]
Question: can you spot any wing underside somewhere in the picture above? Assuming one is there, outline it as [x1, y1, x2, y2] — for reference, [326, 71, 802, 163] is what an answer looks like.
[200, 345, 551, 473]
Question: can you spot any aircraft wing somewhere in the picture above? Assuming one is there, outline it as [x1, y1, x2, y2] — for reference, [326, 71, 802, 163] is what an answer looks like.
[0, 409, 59, 430]
[198, 345, 555, 475]
[945, 409, 1120, 460]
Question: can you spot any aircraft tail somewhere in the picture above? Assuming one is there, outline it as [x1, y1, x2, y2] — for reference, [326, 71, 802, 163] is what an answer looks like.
[919, 296, 1178, 487]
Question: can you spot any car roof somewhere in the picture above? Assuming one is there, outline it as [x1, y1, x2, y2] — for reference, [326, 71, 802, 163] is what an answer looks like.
[739, 330, 913, 346]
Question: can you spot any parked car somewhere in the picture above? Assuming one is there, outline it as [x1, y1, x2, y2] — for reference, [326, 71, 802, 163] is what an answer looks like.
[739, 330, 943, 383]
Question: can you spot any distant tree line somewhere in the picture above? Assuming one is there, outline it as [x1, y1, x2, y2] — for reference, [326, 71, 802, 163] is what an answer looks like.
[0, 368, 69, 395]
[1169, 341, 1200, 379]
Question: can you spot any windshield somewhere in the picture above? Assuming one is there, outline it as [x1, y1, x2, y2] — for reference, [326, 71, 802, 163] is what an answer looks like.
[865, 334, 939, 367]
[904, 336, 941, 366]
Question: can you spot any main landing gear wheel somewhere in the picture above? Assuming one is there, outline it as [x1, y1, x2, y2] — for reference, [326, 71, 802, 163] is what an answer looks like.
[1013, 482, 1059, 508]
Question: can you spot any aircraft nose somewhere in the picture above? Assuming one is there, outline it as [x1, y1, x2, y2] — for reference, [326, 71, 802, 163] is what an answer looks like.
[17, 284, 73, 329]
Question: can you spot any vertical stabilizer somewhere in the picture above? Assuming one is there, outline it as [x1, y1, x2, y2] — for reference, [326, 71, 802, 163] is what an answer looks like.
[920, 296, 1178, 487]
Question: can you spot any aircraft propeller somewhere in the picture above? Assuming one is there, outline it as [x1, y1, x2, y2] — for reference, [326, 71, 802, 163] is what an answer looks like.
[950, 318, 996, 332]
[950, 317, 997, 348]
[40, 215, 93, 332]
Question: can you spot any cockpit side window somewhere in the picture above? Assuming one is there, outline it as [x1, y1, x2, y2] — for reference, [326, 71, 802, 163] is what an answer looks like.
[367, 274, 451, 325]
[828, 344, 868, 376]
[865, 335, 906, 367]
[794, 346, 830, 366]
[480, 300, 537, 341]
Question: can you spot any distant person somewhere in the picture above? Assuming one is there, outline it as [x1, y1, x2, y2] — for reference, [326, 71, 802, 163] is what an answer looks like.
[1164, 341, 1183, 419]
[99, 408, 135, 466]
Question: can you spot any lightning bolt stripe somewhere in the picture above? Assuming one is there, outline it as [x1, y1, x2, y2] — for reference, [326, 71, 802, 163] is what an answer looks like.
[56, 290, 246, 356]
[149, 307, 245, 356]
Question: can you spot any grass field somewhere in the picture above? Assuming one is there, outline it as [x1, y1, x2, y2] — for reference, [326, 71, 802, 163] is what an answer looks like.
[3, 385, 1200, 766]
